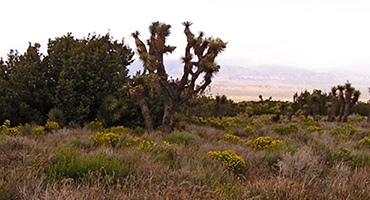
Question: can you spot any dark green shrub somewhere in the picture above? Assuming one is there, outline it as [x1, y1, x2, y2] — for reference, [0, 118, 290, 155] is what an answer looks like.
[48, 108, 66, 127]
[87, 120, 104, 132]
[133, 126, 146, 135]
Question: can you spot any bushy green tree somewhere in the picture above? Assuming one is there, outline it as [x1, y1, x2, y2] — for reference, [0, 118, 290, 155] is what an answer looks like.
[0, 33, 135, 127]
[0, 44, 51, 124]
[47, 33, 134, 125]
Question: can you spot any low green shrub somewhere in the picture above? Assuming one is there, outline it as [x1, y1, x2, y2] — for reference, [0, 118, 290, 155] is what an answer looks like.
[207, 150, 245, 173]
[335, 147, 352, 162]
[274, 124, 299, 134]
[352, 152, 370, 168]
[133, 126, 146, 135]
[163, 131, 199, 145]
[307, 125, 324, 133]
[330, 124, 358, 135]
[45, 147, 129, 182]
[87, 119, 104, 132]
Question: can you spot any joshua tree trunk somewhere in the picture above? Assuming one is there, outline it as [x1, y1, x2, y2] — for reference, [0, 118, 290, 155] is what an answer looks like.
[327, 87, 338, 121]
[129, 85, 154, 133]
[162, 99, 176, 134]
[342, 90, 352, 122]
[327, 106, 334, 121]
[337, 88, 345, 122]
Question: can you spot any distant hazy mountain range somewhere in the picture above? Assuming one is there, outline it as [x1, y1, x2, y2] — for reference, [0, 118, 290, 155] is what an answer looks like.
[129, 60, 370, 102]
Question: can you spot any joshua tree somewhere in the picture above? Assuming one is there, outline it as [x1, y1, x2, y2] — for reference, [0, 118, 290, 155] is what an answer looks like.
[335, 82, 360, 122]
[327, 86, 337, 121]
[309, 93, 320, 120]
[342, 82, 360, 122]
[337, 85, 346, 122]
[368, 87, 370, 124]
[259, 95, 272, 104]
[130, 21, 227, 134]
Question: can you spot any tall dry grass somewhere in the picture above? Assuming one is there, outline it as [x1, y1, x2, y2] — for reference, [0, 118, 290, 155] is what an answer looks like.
[1, 115, 370, 199]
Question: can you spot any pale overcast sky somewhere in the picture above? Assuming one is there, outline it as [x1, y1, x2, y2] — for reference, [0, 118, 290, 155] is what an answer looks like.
[1, 0, 370, 72]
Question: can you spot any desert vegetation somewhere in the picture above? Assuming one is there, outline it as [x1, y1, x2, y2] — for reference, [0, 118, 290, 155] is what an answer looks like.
[1, 21, 370, 199]
[1, 113, 370, 199]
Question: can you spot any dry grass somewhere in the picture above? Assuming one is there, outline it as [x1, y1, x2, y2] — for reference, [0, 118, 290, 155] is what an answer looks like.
[1, 115, 370, 199]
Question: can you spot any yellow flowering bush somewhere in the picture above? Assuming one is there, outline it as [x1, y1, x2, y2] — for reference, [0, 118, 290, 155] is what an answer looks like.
[221, 133, 243, 143]
[161, 141, 171, 147]
[357, 136, 370, 148]
[45, 121, 60, 132]
[244, 125, 255, 135]
[246, 136, 284, 150]
[126, 136, 157, 152]
[207, 150, 245, 173]
[307, 125, 324, 133]
[331, 124, 358, 135]
[336, 147, 352, 161]
[3, 119, 10, 128]
[0, 120, 20, 135]
[109, 126, 128, 134]
[33, 126, 45, 137]
[91, 132, 119, 147]
[7, 127, 20, 135]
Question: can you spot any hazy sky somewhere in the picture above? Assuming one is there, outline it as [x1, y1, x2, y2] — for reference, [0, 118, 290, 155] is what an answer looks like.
[1, 0, 370, 72]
